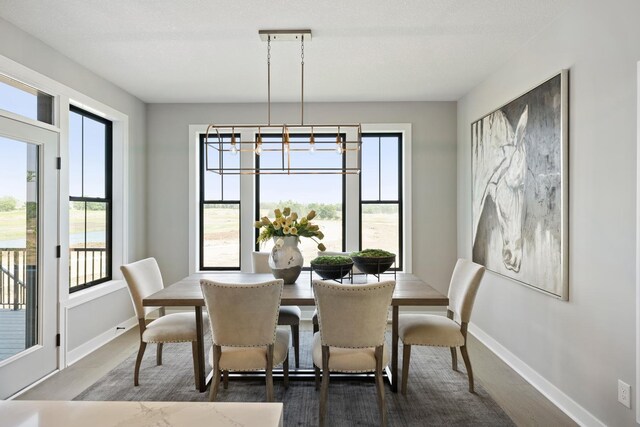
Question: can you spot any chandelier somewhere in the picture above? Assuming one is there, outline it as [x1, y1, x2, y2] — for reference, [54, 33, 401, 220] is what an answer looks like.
[204, 29, 362, 175]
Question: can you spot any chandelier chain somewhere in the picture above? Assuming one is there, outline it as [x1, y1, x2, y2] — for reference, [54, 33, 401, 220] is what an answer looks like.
[301, 35, 305, 125]
[267, 36, 271, 125]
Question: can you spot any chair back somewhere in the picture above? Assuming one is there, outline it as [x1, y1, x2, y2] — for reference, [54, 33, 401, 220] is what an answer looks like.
[200, 279, 283, 346]
[447, 259, 485, 324]
[252, 252, 271, 273]
[313, 280, 395, 348]
[120, 257, 164, 319]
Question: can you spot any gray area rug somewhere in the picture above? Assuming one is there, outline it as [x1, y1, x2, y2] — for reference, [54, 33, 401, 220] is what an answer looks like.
[76, 329, 514, 426]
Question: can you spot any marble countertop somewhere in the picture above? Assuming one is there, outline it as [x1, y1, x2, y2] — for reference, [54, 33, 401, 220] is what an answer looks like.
[0, 400, 283, 427]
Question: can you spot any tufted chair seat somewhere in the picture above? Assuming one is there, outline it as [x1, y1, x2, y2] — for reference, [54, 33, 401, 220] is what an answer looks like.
[398, 314, 465, 347]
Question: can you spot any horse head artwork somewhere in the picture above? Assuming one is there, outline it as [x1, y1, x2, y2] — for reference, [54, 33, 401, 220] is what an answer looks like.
[472, 105, 528, 273]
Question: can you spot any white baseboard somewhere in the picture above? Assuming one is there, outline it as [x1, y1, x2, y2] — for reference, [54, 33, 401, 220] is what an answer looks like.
[468, 322, 606, 427]
[65, 316, 137, 366]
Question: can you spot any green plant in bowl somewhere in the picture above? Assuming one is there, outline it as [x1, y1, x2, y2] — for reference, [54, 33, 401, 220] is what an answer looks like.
[311, 255, 353, 280]
[350, 248, 396, 275]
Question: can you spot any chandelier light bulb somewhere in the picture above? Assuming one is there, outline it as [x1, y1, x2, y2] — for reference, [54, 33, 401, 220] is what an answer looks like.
[255, 144, 263, 155]
[230, 144, 238, 155]
[309, 143, 316, 154]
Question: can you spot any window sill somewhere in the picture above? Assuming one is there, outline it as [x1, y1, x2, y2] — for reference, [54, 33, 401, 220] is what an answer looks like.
[65, 279, 127, 309]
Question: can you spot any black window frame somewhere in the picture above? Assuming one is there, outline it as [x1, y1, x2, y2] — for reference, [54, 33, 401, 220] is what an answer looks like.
[254, 133, 347, 267]
[359, 132, 403, 270]
[68, 105, 113, 293]
[199, 133, 241, 271]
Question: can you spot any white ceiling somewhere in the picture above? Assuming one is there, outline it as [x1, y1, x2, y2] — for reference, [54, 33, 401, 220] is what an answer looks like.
[0, 0, 571, 103]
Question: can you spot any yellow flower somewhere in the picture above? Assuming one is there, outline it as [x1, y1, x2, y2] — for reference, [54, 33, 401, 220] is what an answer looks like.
[300, 217, 308, 225]
[307, 210, 316, 220]
[285, 218, 293, 227]
[290, 212, 298, 221]
[274, 208, 282, 218]
[309, 224, 319, 231]
[316, 231, 324, 240]
[253, 220, 263, 228]
[273, 222, 281, 230]
[283, 207, 291, 216]
[290, 227, 298, 235]
[318, 243, 326, 252]
[261, 216, 271, 226]
[283, 225, 291, 234]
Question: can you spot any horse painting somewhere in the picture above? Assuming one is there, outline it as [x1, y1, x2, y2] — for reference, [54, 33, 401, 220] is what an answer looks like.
[471, 72, 567, 298]
[473, 106, 528, 273]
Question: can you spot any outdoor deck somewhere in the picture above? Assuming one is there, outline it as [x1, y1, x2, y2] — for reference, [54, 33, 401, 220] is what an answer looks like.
[0, 309, 26, 361]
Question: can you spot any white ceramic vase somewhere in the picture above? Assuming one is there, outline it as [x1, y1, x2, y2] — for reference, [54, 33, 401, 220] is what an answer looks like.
[269, 236, 303, 284]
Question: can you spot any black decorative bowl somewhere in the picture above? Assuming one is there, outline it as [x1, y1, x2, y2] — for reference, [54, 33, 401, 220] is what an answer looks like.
[351, 255, 396, 275]
[311, 260, 354, 280]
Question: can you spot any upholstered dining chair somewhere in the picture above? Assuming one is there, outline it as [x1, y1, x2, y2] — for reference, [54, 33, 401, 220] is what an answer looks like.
[120, 257, 200, 388]
[311, 251, 361, 334]
[200, 279, 290, 402]
[252, 251, 301, 368]
[399, 259, 485, 395]
[313, 280, 396, 427]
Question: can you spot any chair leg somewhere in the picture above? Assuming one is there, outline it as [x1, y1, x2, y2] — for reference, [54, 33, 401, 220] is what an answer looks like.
[401, 344, 411, 396]
[450, 346, 458, 371]
[156, 343, 163, 365]
[460, 345, 474, 393]
[291, 324, 300, 368]
[266, 344, 274, 402]
[283, 355, 290, 389]
[134, 342, 147, 386]
[223, 370, 229, 390]
[209, 345, 221, 402]
[314, 366, 321, 391]
[319, 346, 330, 427]
[191, 341, 200, 390]
[375, 346, 386, 427]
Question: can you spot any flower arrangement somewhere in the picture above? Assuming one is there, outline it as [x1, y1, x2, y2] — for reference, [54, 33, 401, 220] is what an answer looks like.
[255, 207, 326, 251]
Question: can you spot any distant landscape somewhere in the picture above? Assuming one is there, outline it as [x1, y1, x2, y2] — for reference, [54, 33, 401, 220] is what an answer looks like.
[1, 199, 399, 276]
[203, 201, 399, 267]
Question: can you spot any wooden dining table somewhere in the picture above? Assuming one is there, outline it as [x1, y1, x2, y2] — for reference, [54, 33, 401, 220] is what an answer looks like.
[143, 272, 448, 393]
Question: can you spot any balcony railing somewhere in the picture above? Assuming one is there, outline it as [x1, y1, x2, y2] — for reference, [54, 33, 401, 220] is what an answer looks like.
[0, 248, 27, 310]
[69, 247, 108, 289]
[0, 247, 108, 301]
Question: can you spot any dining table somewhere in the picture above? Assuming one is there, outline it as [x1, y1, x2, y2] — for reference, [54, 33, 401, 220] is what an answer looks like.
[143, 272, 449, 393]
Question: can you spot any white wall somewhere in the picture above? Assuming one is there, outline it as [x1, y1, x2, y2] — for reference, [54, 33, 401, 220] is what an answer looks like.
[146, 102, 457, 290]
[457, 2, 639, 425]
[0, 18, 146, 354]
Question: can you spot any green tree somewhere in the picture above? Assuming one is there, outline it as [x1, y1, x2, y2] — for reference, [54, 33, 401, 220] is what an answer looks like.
[0, 196, 18, 212]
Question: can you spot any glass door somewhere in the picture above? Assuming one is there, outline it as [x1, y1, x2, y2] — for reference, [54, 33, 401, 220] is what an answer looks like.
[0, 115, 58, 398]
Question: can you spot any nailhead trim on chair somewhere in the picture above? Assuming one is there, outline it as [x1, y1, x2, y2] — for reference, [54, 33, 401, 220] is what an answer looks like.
[201, 279, 284, 348]
[312, 280, 395, 349]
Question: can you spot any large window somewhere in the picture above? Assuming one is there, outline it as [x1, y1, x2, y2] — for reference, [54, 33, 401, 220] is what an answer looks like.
[200, 134, 241, 270]
[68, 106, 112, 291]
[193, 127, 409, 273]
[255, 135, 345, 266]
[360, 133, 403, 269]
